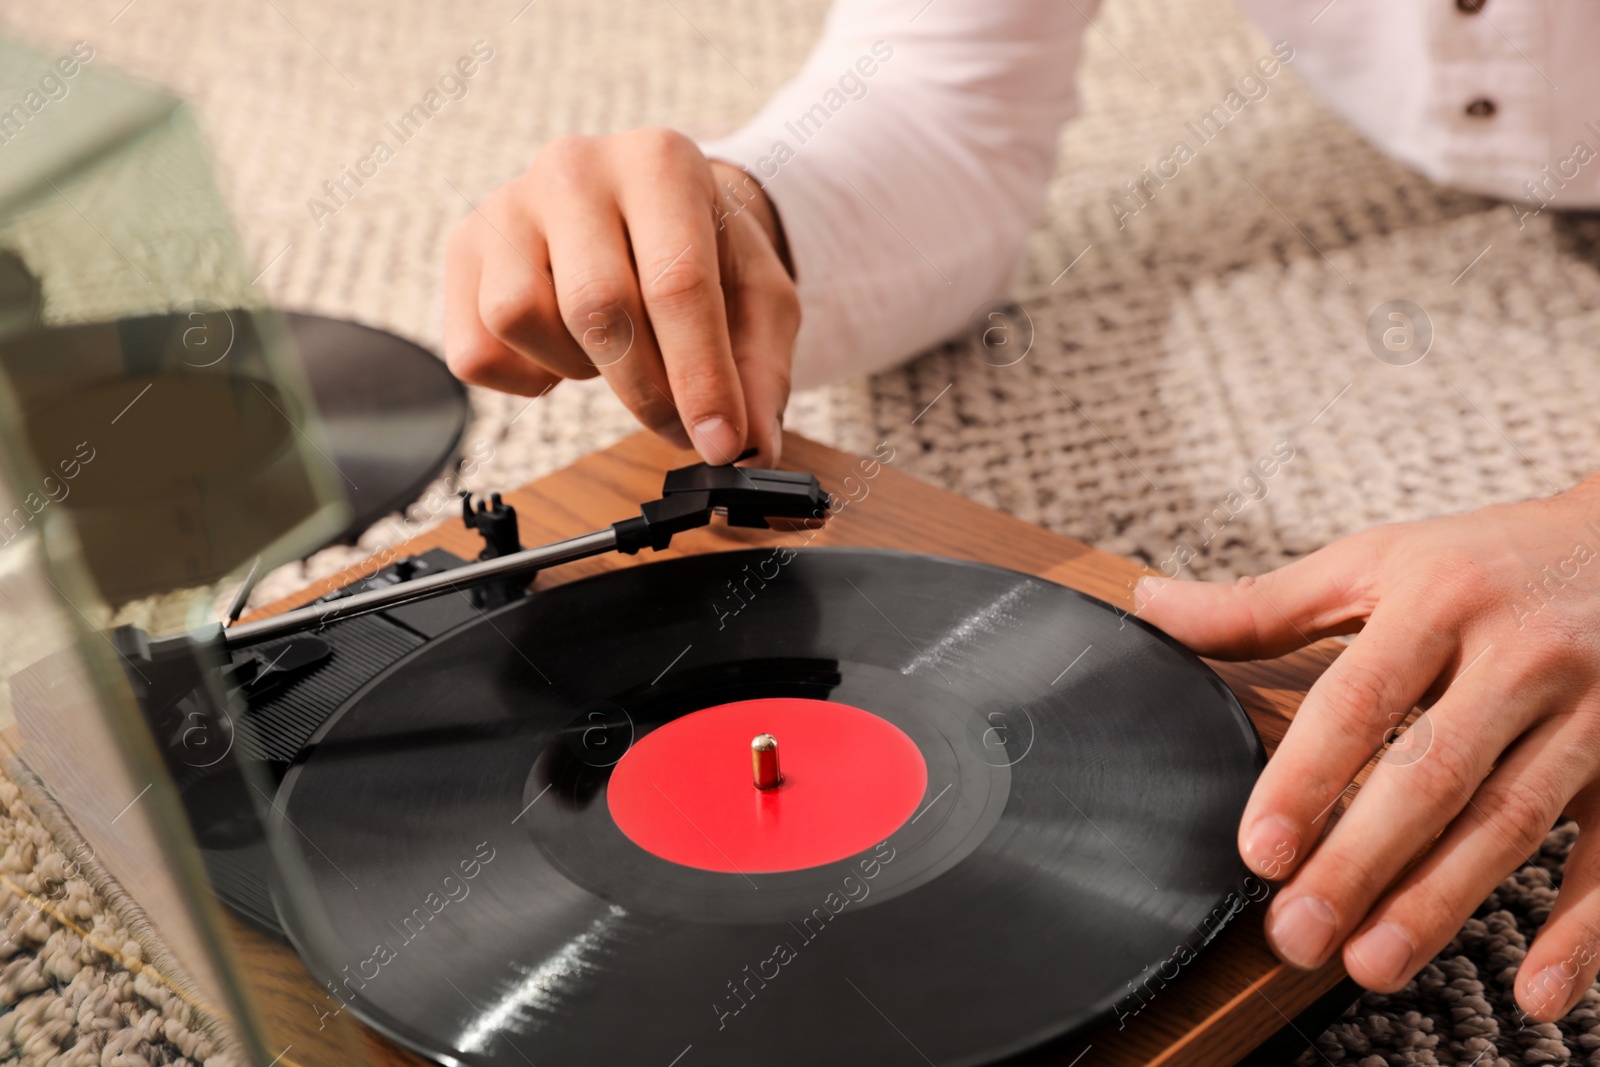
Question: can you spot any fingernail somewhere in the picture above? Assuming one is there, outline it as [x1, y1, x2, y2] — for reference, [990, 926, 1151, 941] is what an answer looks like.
[691, 416, 741, 465]
[1268, 895, 1337, 968]
[656, 422, 691, 450]
[1523, 965, 1574, 1018]
[1133, 576, 1161, 610]
[1242, 814, 1301, 879]
[1348, 921, 1415, 988]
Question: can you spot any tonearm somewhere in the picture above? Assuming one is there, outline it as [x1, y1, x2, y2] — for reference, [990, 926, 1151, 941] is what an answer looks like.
[216, 453, 830, 650]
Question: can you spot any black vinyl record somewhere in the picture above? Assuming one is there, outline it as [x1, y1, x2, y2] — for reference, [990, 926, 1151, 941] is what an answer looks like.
[285, 312, 469, 541]
[270, 548, 1263, 1066]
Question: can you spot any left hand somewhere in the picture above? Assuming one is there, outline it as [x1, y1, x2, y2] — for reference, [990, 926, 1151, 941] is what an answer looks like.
[1136, 474, 1600, 1021]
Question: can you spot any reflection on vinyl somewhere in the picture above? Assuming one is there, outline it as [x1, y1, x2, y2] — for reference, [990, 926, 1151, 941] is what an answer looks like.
[271, 548, 1263, 1066]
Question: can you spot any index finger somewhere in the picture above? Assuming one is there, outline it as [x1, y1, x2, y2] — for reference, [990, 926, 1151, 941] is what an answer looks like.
[614, 131, 747, 465]
[1242, 599, 1456, 884]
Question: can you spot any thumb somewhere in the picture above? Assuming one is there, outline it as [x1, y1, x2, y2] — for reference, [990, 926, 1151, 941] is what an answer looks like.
[1135, 533, 1382, 659]
[720, 199, 798, 468]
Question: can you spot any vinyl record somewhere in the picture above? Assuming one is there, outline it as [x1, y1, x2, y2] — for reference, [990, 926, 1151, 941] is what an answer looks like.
[270, 548, 1263, 1067]
[285, 311, 469, 540]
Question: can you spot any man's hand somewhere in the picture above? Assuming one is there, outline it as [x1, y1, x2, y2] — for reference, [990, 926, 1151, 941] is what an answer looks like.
[1138, 477, 1600, 1021]
[444, 128, 798, 465]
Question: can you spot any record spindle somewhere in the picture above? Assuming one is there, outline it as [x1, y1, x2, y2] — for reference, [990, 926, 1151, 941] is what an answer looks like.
[751, 733, 782, 789]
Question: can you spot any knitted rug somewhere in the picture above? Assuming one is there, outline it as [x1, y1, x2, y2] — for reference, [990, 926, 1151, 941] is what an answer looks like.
[0, 775, 224, 1066]
[4, 0, 1600, 1063]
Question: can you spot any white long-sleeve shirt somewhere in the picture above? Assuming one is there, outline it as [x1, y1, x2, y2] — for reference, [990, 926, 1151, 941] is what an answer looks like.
[702, 0, 1600, 388]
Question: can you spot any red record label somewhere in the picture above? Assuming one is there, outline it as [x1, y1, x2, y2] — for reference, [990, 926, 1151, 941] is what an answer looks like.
[606, 697, 928, 874]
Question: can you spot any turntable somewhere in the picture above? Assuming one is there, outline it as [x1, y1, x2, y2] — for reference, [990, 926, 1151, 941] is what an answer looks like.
[186, 431, 1354, 1067]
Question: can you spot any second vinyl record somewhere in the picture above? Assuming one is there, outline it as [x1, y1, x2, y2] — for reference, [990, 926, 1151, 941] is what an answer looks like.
[270, 548, 1263, 1067]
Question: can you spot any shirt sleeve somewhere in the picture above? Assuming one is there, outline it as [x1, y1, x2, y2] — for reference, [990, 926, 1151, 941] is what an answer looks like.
[701, 0, 1097, 389]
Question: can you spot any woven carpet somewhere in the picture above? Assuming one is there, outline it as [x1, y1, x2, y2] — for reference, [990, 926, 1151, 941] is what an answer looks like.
[4, 0, 1600, 1063]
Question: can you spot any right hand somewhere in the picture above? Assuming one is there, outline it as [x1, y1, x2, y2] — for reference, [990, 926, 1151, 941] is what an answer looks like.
[443, 128, 799, 465]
